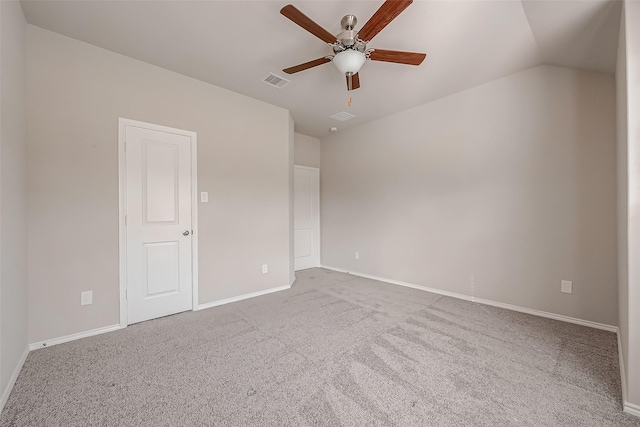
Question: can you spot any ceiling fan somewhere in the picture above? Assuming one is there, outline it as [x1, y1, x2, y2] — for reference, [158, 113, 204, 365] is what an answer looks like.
[280, 0, 426, 91]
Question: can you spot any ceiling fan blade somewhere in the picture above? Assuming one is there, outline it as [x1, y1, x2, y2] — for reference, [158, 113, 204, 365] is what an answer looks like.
[280, 5, 336, 44]
[369, 49, 426, 66]
[283, 57, 331, 74]
[346, 73, 361, 91]
[357, 0, 413, 43]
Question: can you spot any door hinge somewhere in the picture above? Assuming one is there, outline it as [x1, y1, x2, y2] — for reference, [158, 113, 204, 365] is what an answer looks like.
[124, 141, 127, 152]
[125, 289, 128, 299]
[124, 215, 127, 225]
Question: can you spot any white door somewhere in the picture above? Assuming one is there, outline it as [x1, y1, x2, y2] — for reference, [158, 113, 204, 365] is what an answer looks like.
[124, 124, 194, 324]
[294, 166, 320, 271]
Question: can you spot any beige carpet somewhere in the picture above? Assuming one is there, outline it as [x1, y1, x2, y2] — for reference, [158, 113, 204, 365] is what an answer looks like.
[1, 268, 637, 426]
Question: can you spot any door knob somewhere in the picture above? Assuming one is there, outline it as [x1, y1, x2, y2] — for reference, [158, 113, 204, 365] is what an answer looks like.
[183, 230, 190, 236]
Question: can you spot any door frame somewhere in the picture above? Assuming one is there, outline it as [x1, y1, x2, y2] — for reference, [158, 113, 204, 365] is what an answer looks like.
[118, 118, 199, 327]
[294, 165, 321, 269]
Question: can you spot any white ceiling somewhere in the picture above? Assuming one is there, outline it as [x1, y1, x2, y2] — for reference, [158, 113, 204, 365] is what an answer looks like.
[20, 0, 621, 138]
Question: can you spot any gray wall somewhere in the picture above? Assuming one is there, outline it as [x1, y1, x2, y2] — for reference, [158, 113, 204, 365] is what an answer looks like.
[321, 65, 618, 326]
[294, 133, 320, 168]
[0, 0, 28, 401]
[27, 26, 293, 343]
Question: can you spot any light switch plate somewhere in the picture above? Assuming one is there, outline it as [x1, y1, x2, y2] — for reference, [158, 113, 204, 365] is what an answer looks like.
[262, 264, 268, 274]
[561, 280, 573, 294]
[355, 252, 360, 260]
[81, 291, 93, 305]
[200, 192, 209, 203]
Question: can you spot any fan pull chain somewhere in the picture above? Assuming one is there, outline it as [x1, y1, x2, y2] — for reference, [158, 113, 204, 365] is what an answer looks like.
[348, 97, 353, 107]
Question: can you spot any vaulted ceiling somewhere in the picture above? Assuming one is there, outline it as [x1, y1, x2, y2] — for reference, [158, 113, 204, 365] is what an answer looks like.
[20, 0, 621, 138]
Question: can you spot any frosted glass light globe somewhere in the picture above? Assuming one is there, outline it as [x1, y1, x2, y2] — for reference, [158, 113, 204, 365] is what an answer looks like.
[333, 50, 366, 74]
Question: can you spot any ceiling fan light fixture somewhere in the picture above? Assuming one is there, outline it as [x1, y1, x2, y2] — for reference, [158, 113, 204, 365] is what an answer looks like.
[332, 50, 366, 75]
[279, 2, 426, 91]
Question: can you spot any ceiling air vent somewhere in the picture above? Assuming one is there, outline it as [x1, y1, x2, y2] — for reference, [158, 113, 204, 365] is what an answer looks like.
[263, 73, 291, 89]
[330, 111, 356, 122]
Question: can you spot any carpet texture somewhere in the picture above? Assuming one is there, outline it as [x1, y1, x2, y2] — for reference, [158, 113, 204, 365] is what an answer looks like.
[1, 268, 637, 426]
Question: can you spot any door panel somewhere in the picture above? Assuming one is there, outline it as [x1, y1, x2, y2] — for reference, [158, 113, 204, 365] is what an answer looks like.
[294, 229, 313, 258]
[125, 125, 193, 324]
[144, 141, 178, 223]
[144, 241, 180, 297]
[294, 166, 320, 271]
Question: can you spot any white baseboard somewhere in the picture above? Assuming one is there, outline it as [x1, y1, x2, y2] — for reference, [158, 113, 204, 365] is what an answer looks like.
[196, 284, 291, 311]
[29, 324, 124, 351]
[320, 265, 617, 332]
[468, 295, 616, 332]
[321, 265, 349, 273]
[290, 275, 297, 286]
[624, 401, 640, 417]
[0, 346, 29, 413]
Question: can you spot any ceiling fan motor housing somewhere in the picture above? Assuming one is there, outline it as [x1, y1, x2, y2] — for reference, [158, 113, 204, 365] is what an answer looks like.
[335, 14, 368, 52]
[336, 30, 358, 48]
[341, 14, 357, 30]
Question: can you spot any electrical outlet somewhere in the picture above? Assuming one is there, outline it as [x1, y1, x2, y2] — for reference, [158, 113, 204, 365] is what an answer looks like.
[561, 280, 573, 294]
[81, 291, 93, 305]
[262, 264, 268, 274]
[355, 252, 360, 260]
